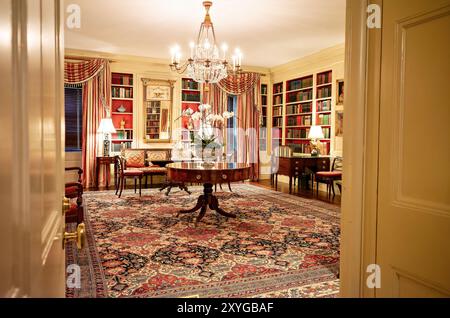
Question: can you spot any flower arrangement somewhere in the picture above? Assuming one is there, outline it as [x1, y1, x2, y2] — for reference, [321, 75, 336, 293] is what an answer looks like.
[181, 104, 234, 161]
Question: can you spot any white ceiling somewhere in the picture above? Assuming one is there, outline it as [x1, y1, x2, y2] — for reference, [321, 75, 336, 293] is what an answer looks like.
[64, 0, 346, 68]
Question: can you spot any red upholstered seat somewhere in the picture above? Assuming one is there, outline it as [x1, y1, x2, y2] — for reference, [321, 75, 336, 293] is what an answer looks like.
[123, 169, 144, 176]
[138, 166, 167, 173]
[316, 171, 342, 178]
[65, 186, 80, 198]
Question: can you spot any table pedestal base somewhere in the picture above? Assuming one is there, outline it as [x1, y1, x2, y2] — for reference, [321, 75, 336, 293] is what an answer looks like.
[177, 183, 236, 226]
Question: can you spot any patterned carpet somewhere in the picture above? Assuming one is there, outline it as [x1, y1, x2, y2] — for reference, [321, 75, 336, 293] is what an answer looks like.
[66, 184, 340, 298]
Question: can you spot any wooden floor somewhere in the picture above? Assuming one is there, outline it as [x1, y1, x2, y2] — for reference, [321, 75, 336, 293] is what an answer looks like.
[251, 179, 341, 206]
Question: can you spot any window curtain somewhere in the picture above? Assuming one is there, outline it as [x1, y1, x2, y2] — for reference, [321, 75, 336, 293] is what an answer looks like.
[64, 58, 111, 188]
[210, 72, 261, 181]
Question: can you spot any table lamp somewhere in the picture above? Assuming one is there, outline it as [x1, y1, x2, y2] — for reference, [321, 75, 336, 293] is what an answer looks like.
[308, 125, 324, 157]
[97, 117, 117, 157]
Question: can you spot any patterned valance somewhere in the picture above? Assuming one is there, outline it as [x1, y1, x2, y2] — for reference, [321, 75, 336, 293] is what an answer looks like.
[64, 58, 105, 84]
[217, 72, 261, 95]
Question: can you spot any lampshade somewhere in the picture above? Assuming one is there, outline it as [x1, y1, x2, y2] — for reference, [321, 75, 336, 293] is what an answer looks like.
[308, 126, 324, 139]
[97, 118, 116, 134]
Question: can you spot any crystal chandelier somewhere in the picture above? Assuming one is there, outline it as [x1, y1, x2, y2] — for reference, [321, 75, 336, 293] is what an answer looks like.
[169, 1, 242, 84]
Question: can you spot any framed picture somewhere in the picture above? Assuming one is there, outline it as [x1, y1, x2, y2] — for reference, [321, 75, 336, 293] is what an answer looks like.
[336, 79, 344, 105]
[145, 85, 171, 101]
[335, 110, 344, 137]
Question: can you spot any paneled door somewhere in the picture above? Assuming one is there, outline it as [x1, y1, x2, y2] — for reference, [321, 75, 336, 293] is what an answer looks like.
[377, 0, 450, 297]
[0, 0, 65, 297]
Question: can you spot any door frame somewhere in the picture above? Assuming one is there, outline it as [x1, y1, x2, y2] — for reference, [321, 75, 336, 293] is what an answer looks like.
[340, 0, 383, 298]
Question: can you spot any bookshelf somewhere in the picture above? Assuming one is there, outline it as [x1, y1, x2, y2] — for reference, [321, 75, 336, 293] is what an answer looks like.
[111, 72, 134, 153]
[285, 75, 314, 154]
[181, 78, 201, 143]
[315, 70, 332, 155]
[260, 84, 268, 151]
[272, 82, 283, 149]
[272, 70, 334, 156]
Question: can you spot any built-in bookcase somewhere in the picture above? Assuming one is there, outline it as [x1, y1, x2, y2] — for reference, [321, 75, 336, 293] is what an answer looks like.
[315, 70, 332, 155]
[272, 70, 334, 155]
[260, 84, 268, 151]
[285, 75, 314, 153]
[272, 82, 283, 148]
[111, 72, 134, 153]
[181, 78, 201, 143]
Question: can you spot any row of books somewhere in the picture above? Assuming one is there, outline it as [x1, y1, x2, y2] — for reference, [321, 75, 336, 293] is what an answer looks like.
[287, 115, 312, 127]
[287, 90, 313, 103]
[112, 87, 133, 99]
[114, 130, 133, 140]
[317, 114, 331, 125]
[286, 103, 312, 115]
[182, 92, 201, 102]
[147, 134, 160, 139]
[317, 72, 332, 85]
[273, 83, 283, 94]
[317, 86, 332, 99]
[317, 100, 332, 112]
[322, 127, 331, 139]
[182, 80, 199, 90]
[261, 85, 268, 95]
[286, 128, 310, 139]
[273, 118, 283, 127]
[261, 108, 267, 117]
[112, 76, 133, 86]
[146, 119, 160, 126]
[273, 106, 283, 116]
[273, 95, 283, 105]
[261, 96, 268, 106]
[287, 77, 313, 91]
[146, 114, 160, 120]
[146, 127, 160, 134]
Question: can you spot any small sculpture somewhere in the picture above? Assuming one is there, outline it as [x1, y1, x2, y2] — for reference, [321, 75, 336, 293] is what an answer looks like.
[120, 118, 126, 130]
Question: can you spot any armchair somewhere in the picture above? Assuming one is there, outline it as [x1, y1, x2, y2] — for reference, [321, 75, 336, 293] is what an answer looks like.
[314, 157, 343, 197]
[65, 167, 84, 224]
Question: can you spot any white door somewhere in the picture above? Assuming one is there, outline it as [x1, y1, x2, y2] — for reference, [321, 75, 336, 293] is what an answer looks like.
[0, 0, 65, 297]
[377, 0, 450, 297]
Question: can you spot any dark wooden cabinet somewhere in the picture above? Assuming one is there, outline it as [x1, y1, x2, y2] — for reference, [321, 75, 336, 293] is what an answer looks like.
[271, 156, 330, 193]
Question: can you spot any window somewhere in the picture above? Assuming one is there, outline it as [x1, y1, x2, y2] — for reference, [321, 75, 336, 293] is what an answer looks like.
[226, 95, 238, 160]
[64, 86, 83, 152]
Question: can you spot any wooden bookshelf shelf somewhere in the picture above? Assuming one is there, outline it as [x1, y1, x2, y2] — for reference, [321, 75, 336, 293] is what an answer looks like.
[111, 72, 134, 153]
[260, 83, 268, 152]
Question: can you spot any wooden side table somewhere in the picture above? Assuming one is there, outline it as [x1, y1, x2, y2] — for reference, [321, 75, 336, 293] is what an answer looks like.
[95, 156, 116, 189]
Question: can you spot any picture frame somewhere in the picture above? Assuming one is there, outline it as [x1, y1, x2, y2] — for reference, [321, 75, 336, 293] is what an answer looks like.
[145, 85, 171, 101]
[336, 79, 344, 106]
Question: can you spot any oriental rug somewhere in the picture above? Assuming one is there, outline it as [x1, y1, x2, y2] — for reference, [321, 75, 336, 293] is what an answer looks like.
[66, 184, 340, 298]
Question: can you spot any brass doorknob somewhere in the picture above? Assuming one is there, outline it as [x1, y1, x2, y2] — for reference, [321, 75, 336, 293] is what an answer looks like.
[63, 223, 85, 250]
[62, 197, 70, 215]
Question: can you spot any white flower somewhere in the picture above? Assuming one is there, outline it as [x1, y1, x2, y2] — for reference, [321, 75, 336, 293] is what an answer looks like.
[183, 108, 194, 116]
[222, 111, 234, 119]
[198, 103, 212, 112]
[191, 111, 202, 121]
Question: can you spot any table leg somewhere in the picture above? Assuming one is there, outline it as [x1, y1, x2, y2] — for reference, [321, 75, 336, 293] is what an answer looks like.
[106, 163, 110, 189]
[95, 161, 100, 189]
[177, 183, 236, 224]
